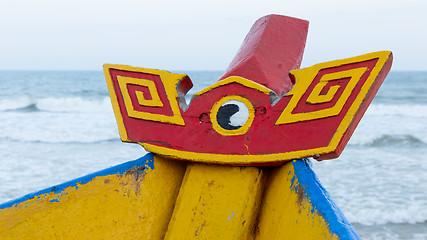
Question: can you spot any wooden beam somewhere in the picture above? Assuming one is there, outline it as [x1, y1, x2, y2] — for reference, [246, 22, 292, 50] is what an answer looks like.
[165, 163, 265, 239]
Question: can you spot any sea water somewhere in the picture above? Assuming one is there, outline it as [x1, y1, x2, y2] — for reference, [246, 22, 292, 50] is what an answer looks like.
[0, 70, 426, 239]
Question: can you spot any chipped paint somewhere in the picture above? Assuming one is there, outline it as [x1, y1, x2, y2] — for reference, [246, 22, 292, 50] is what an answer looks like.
[0, 154, 186, 239]
[0, 157, 360, 239]
[228, 211, 236, 221]
[256, 159, 359, 239]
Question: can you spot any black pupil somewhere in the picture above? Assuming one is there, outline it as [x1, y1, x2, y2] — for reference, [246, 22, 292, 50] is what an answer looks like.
[217, 104, 241, 130]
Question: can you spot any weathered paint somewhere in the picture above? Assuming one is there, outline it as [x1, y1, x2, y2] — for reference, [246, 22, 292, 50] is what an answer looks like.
[0, 156, 358, 239]
[103, 15, 392, 166]
[256, 159, 359, 239]
[0, 153, 186, 239]
[165, 163, 265, 239]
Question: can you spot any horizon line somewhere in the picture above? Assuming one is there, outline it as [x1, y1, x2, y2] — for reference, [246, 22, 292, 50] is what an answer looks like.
[0, 69, 425, 72]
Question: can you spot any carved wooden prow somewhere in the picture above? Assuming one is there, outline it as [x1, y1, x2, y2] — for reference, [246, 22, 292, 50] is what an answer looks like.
[104, 15, 392, 166]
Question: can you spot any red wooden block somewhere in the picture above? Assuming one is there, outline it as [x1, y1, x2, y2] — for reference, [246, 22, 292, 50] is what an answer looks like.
[220, 15, 309, 96]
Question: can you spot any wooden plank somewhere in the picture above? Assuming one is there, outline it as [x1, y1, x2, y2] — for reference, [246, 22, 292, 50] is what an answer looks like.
[0, 154, 186, 240]
[165, 163, 265, 239]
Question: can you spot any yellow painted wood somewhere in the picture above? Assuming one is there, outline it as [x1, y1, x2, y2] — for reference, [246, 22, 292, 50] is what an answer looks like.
[0, 155, 186, 240]
[104, 64, 188, 142]
[118, 76, 164, 108]
[306, 68, 366, 105]
[276, 51, 391, 127]
[193, 75, 272, 96]
[165, 163, 265, 239]
[142, 143, 328, 165]
[255, 161, 338, 240]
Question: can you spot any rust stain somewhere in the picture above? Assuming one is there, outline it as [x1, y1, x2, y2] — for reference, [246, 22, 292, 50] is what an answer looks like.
[296, 185, 307, 214]
[124, 166, 147, 195]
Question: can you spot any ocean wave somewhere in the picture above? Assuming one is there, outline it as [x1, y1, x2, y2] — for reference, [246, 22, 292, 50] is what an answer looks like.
[8, 103, 39, 112]
[0, 109, 120, 143]
[366, 104, 427, 117]
[0, 135, 120, 144]
[347, 204, 427, 226]
[0, 97, 34, 112]
[0, 97, 112, 113]
[362, 134, 426, 147]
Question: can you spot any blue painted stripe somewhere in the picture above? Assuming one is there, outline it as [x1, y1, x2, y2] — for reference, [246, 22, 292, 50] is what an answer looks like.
[292, 159, 360, 240]
[0, 153, 155, 210]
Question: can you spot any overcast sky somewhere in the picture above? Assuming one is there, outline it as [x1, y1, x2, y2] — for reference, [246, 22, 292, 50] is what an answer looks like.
[0, 0, 425, 71]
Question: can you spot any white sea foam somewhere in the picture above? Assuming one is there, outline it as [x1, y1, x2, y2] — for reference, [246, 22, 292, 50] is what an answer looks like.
[36, 97, 112, 113]
[0, 97, 34, 111]
[365, 104, 427, 117]
[346, 204, 427, 225]
[314, 146, 427, 228]
[0, 96, 118, 143]
[0, 96, 112, 113]
[348, 104, 427, 146]
[0, 110, 119, 143]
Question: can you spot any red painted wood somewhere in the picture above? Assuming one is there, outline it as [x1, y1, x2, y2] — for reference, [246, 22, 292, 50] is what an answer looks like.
[105, 14, 393, 166]
[322, 55, 394, 160]
[109, 58, 389, 160]
[219, 15, 309, 96]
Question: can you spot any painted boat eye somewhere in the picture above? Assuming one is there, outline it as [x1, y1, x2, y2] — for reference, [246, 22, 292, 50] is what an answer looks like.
[217, 100, 249, 130]
[210, 96, 254, 136]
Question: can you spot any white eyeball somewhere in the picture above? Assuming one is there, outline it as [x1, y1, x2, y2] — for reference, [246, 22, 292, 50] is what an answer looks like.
[217, 100, 249, 130]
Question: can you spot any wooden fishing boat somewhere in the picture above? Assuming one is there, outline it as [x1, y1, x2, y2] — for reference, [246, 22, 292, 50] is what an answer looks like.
[0, 14, 392, 239]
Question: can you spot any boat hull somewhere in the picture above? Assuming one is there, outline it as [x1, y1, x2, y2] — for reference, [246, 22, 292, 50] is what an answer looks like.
[0, 153, 358, 239]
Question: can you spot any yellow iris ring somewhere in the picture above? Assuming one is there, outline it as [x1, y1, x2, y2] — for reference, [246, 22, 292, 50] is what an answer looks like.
[210, 95, 255, 136]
